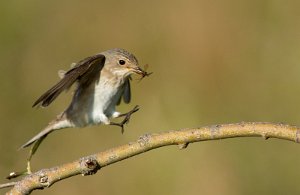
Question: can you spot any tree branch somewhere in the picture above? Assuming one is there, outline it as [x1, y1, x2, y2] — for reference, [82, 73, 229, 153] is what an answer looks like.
[4, 122, 300, 194]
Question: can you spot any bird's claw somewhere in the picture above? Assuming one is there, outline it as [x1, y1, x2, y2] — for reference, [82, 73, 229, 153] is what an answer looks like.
[110, 105, 140, 133]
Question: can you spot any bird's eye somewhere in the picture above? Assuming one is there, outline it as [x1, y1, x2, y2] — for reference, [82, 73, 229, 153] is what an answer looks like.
[119, 60, 126, 65]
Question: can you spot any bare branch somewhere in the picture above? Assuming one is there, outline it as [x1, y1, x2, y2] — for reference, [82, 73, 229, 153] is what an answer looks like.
[4, 122, 300, 194]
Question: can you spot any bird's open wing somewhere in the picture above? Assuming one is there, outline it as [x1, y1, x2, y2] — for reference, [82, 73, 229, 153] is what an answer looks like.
[32, 54, 106, 107]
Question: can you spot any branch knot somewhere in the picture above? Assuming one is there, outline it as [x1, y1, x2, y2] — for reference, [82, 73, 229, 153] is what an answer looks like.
[80, 156, 100, 176]
[39, 174, 48, 184]
[138, 133, 151, 147]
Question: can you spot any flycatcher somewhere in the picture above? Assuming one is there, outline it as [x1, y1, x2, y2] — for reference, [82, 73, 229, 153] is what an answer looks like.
[20, 48, 149, 173]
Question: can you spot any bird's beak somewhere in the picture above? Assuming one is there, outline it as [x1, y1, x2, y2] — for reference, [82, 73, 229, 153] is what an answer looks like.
[131, 66, 147, 76]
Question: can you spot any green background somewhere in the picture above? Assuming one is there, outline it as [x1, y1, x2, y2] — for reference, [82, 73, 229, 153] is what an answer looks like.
[1, 0, 300, 194]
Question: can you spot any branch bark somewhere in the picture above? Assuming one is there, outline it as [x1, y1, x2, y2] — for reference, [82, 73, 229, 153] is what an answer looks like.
[4, 122, 300, 194]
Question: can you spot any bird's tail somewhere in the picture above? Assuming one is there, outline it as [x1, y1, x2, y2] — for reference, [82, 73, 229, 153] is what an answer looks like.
[20, 113, 72, 149]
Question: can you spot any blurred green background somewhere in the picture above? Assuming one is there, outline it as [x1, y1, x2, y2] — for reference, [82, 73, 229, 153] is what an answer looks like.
[1, 0, 300, 194]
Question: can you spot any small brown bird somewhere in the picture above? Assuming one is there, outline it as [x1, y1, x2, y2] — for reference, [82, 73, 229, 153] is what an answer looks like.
[20, 48, 150, 173]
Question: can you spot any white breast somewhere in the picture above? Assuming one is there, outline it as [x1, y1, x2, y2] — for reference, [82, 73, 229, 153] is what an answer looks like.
[66, 73, 125, 127]
[93, 77, 121, 113]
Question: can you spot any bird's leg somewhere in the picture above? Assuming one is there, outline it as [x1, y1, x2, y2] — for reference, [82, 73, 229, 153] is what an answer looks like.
[118, 105, 140, 118]
[110, 105, 140, 133]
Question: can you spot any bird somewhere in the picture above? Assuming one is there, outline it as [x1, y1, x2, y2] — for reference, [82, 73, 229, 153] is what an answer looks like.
[20, 48, 149, 174]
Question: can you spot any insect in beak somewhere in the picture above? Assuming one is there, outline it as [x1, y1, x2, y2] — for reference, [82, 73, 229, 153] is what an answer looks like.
[137, 64, 152, 82]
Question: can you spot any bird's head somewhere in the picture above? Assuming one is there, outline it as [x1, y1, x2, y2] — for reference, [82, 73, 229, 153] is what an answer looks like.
[103, 48, 149, 78]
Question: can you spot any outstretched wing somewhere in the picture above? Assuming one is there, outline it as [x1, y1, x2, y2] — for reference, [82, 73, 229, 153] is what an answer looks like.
[32, 54, 106, 107]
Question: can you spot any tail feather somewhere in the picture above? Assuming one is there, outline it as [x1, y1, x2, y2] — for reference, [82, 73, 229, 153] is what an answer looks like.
[20, 115, 72, 149]
[20, 126, 55, 149]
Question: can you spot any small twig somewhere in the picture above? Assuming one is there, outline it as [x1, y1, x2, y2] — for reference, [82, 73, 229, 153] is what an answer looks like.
[4, 122, 300, 194]
[0, 182, 16, 189]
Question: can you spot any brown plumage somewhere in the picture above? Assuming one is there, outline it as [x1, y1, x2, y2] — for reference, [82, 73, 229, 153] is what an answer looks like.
[32, 54, 106, 107]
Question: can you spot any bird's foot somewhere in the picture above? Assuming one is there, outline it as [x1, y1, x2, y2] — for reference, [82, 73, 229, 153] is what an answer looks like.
[110, 105, 140, 133]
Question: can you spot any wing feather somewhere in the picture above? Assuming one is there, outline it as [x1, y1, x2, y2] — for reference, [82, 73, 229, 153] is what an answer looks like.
[123, 78, 131, 104]
[116, 77, 131, 105]
[32, 54, 105, 107]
